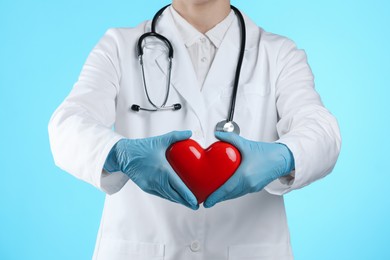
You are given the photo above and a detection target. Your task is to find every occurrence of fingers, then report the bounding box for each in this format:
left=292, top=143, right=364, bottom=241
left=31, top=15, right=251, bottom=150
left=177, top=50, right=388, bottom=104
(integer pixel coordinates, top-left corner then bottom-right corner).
left=203, top=171, right=244, bottom=208
left=162, top=187, right=199, bottom=210
left=164, top=130, right=193, bottom=145
left=146, top=188, right=199, bottom=210
left=142, top=173, right=199, bottom=210
left=167, top=169, right=199, bottom=210
left=214, top=131, right=243, bottom=150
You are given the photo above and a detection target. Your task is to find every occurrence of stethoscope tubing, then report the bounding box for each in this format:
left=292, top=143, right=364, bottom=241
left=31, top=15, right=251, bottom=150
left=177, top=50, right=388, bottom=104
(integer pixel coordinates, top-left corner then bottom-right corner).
left=133, top=4, right=247, bottom=135
left=227, top=5, right=246, bottom=123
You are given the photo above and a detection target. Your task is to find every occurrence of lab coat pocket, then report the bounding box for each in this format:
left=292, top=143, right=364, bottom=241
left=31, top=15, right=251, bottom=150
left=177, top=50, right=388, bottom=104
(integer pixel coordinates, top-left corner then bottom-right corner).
left=228, top=244, right=293, bottom=260
left=219, top=83, right=271, bottom=115
left=96, top=238, right=165, bottom=260
left=218, top=83, right=272, bottom=130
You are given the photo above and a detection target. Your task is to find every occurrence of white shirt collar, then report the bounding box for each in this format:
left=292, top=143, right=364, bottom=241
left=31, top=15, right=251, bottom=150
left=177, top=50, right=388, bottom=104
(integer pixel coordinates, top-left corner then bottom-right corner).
left=169, top=6, right=235, bottom=48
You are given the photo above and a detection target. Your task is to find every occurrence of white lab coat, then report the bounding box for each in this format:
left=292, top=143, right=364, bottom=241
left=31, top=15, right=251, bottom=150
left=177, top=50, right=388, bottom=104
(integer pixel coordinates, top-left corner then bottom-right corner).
left=48, top=8, right=341, bottom=260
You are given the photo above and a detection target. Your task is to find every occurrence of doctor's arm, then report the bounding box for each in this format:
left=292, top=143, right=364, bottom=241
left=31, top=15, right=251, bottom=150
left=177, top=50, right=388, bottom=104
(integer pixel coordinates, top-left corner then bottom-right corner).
left=265, top=38, right=341, bottom=195
left=204, top=38, right=341, bottom=207
left=48, top=29, right=126, bottom=195
left=48, top=29, right=197, bottom=208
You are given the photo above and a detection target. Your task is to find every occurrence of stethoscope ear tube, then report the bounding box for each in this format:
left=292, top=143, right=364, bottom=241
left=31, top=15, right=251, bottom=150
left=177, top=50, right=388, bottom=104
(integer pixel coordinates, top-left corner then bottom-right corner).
left=138, top=4, right=173, bottom=58
left=133, top=4, right=176, bottom=114
left=227, top=5, right=246, bottom=124
left=151, top=4, right=171, bottom=33
left=137, top=32, right=174, bottom=59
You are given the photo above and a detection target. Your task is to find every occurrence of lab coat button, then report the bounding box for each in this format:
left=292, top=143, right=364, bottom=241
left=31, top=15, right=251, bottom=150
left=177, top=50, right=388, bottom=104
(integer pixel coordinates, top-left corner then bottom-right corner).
left=201, top=57, right=207, bottom=63
left=190, top=240, right=201, bottom=252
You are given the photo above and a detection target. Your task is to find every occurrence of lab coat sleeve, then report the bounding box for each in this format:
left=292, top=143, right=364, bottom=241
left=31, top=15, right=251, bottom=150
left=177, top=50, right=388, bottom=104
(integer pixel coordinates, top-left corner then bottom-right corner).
left=265, top=38, right=341, bottom=195
left=48, top=29, right=129, bottom=195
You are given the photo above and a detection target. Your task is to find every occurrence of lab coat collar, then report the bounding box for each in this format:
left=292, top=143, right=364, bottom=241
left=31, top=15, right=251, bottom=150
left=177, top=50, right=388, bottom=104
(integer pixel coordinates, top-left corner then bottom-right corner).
left=205, top=11, right=235, bottom=49
left=200, top=11, right=257, bottom=108
left=153, top=7, right=258, bottom=125
left=170, top=6, right=235, bottom=49
left=169, top=7, right=203, bottom=48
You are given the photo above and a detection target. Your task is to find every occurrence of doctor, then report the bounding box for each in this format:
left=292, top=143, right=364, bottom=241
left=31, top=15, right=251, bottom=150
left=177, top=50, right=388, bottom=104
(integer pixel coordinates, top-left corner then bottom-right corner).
left=48, top=0, right=341, bottom=259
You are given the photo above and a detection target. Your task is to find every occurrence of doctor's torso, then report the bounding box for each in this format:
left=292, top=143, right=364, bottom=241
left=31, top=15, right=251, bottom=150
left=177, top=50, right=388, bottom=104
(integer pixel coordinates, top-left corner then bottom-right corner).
left=90, top=9, right=294, bottom=260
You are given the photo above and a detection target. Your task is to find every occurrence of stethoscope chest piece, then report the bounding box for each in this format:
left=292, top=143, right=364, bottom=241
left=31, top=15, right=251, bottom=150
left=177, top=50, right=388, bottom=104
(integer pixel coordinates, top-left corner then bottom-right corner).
left=216, top=120, right=240, bottom=135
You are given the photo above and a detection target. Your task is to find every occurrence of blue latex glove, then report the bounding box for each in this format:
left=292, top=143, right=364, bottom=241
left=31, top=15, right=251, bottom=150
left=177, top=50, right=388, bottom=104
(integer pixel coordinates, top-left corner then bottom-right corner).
left=204, top=132, right=295, bottom=208
left=104, top=131, right=199, bottom=210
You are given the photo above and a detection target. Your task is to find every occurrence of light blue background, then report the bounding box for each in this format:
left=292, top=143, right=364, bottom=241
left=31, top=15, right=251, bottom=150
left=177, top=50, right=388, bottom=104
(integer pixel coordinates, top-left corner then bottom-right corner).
left=0, top=0, right=389, bottom=259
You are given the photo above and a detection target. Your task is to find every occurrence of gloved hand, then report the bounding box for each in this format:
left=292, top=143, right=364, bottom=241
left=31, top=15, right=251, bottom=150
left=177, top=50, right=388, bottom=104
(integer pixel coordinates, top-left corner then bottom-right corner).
left=104, top=130, right=199, bottom=210
left=204, top=131, right=295, bottom=208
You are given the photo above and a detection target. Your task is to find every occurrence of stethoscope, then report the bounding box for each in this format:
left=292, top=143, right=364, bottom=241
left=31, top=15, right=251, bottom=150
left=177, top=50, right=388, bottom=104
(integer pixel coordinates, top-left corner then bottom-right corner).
left=131, top=4, right=246, bottom=135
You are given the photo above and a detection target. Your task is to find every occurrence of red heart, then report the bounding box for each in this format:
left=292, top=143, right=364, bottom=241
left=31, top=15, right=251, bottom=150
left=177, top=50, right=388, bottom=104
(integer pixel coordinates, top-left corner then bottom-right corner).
left=166, top=139, right=241, bottom=204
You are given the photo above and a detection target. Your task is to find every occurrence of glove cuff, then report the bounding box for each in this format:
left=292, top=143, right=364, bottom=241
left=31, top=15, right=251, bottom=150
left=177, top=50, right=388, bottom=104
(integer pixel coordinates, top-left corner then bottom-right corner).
left=103, top=140, right=123, bottom=173
left=276, top=143, right=295, bottom=176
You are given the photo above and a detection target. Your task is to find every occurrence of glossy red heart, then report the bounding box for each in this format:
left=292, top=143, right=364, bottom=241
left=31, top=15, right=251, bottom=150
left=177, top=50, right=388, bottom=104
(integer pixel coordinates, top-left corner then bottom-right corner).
left=166, top=139, right=241, bottom=204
